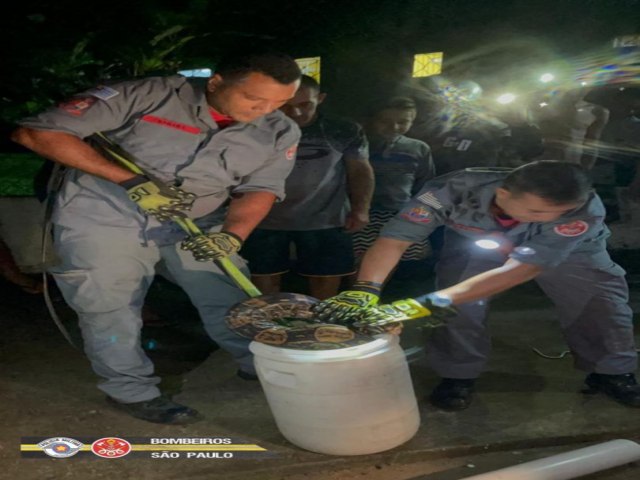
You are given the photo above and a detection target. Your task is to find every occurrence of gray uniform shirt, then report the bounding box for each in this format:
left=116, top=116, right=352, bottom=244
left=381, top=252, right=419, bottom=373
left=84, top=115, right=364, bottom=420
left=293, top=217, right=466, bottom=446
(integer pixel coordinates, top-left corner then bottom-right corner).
left=19, top=75, right=300, bottom=244
left=381, top=168, right=618, bottom=270
left=369, top=135, right=435, bottom=211
left=259, top=115, right=369, bottom=230
left=429, top=117, right=510, bottom=175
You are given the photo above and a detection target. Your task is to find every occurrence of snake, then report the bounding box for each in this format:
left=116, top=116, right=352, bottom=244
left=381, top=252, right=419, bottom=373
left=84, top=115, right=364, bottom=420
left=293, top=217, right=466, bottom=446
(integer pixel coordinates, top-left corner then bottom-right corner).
left=224, top=293, right=400, bottom=350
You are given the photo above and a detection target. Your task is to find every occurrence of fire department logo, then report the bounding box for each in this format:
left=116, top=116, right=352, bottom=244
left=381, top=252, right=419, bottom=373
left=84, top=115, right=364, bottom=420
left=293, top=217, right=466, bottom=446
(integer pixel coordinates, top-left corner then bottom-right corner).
left=58, top=97, right=97, bottom=116
left=553, top=220, right=589, bottom=237
left=400, top=206, right=432, bottom=223
left=285, top=144, right=298, bottom=160
left=37, top=437, right=83, bottom=458
left=91, top=437, right=132, bottom=458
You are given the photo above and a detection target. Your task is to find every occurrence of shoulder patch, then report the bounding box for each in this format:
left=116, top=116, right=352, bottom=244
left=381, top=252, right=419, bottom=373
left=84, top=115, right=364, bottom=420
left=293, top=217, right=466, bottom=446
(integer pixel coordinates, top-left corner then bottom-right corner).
left=58, top=97, right=97, bottom=116
left=285, top=144, right=298, bottom=160
left=400, top=206, right=432, bottom=223
left=86, top=85, right=120, bottom=101
left=553, top=220, right=589, bottom=237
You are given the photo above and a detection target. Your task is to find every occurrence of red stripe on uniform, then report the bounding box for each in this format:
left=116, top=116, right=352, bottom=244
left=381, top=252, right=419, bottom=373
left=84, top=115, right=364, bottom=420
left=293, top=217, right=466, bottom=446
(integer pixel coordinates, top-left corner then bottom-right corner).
left=141, top=115, right=201, bottom=134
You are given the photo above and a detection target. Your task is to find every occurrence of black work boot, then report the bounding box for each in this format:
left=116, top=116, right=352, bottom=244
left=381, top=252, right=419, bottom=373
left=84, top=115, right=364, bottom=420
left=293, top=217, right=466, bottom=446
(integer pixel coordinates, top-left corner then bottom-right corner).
left=429, top=378, right=476, bottom=411
left=583, top=373, right=640, bottom=407
left=107, top=395, right=203, bottom=424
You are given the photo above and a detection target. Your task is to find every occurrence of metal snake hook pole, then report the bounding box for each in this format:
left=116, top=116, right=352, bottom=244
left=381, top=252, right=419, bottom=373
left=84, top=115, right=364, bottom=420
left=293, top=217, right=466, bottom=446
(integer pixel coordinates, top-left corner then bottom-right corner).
left=92, top=132, right=261, bottom=298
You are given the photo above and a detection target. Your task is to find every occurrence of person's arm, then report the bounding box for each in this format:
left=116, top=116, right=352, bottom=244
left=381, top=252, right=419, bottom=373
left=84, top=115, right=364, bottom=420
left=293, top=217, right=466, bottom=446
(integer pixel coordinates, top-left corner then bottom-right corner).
left=182, top=118, right=300, bottom=263
left=0, top=238, right=43, bottom=294
left=344, top=155, right=374, bottom=232
left=358, top=245, right=544, bottom=305
left=357, top=237, right=413, bottom=282
left=411, top=144, right=436, bottom=195
left=580, top=106, right=610, bottom=170
left=433, top=258, right=543, bottom=305
left=181, top=191, right=277, bottom=262
left=13, top=127, right=196, bottom=222
left=222, top=191, right=277, bottom=241
left=353, top=258, right=544, bottom=327
left=10, top=127, right=136, bottom=184
left=311, top=237, right=412, bottom=322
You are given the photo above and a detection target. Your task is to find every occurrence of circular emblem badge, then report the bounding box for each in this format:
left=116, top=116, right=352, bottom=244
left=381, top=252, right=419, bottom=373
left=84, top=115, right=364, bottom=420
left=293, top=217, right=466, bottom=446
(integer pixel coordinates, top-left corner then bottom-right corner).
left=38, top=437, right=83, bottom=458
left=91, top=437, right=132, bottom=458
left=553, top=220, right=589, bottom=237
left=285, top=144, right=298, bottom=160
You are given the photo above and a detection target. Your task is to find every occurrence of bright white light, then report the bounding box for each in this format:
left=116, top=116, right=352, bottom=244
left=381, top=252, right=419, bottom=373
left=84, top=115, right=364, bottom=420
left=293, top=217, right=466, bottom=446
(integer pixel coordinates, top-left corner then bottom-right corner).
left=539, top=102, right=548, bottom=107
left=496, top=93, right=516, bottom=104
left=580, top=81, right=588, bottom=86
left=475, top=239, right=501, bottom=250
left=178, top=68, right=212, bottom=78
left=540, top=73, right=555, bottom=83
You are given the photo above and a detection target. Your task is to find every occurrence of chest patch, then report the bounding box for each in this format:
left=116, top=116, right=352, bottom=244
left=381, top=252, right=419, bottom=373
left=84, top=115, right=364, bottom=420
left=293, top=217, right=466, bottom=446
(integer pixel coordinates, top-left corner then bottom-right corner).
left=286, top=144, right=298, bottom=160
left=553, top=220, right=589, bottom=237
left=141, top=115, right=201, bottom=134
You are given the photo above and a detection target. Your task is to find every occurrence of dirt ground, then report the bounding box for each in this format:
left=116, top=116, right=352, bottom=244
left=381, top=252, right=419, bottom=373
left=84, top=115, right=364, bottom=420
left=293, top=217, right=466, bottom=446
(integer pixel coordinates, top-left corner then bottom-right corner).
left=276, top=445, right=640, bottom=479
left=1, top=265, right=639, bottom=479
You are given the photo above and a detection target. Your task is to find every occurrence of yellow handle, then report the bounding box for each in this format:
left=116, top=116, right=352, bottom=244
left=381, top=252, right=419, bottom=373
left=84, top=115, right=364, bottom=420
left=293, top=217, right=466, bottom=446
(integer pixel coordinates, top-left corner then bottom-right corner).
left=94, top=133, right=262, bottom=298
left=176, top=217, right=261, bottom=297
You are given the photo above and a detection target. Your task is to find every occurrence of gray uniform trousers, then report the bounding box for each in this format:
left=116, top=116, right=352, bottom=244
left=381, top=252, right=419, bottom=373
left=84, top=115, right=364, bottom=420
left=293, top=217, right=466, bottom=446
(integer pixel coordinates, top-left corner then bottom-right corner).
left=51, top=223, right=252, bottom=403
left=426, top=245, right=638, bottom=379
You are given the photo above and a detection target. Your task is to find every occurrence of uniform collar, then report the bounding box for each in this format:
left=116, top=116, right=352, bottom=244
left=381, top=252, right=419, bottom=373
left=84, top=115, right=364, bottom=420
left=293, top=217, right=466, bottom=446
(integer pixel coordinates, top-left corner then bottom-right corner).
left=473, top=177, right=503, bottom=213
left=177, top=77, right=289, bottom=132
left=476, top=183, right=595, bottom=229
left=176, top=76, right=206, bottom=105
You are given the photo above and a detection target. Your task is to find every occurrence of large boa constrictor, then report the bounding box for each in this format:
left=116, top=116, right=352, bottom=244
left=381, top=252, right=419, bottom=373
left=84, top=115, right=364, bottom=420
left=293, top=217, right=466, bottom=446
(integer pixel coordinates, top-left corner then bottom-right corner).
left=225, top=293, right=401, bottom=350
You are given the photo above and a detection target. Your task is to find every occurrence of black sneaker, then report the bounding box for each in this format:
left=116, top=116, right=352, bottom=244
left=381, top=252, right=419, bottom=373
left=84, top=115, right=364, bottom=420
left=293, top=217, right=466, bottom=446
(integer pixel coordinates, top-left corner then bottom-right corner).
left=429, top=378, right=476, bottom=411
left=236, top=370, right=259, bottom=381
left=107, top=395, right=203, bottom=424
left=583, top=373, right=640, bottom=407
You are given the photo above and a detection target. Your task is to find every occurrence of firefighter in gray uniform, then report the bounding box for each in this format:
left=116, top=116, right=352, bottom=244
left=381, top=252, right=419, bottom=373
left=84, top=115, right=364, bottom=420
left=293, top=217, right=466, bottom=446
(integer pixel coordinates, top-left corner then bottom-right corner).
left=314, top=161, right=639, bottom=410
left=11, top=51, right=302, bottom=424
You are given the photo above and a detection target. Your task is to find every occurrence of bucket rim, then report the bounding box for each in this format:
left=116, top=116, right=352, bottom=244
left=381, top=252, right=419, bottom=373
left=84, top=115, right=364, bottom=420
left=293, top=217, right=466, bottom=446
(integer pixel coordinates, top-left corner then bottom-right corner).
left=249, top=334, right=397, bottom=361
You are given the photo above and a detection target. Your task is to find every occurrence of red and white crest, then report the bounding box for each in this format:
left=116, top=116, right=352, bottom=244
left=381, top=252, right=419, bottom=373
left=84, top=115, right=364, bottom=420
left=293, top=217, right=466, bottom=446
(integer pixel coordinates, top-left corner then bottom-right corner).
left=553, top=220, right=589, bottom=237
left=285, top=144, right=298, bottom=160
left=58, top=97, right=97, bottom=116
left=91, top=437, right=132, bottom=458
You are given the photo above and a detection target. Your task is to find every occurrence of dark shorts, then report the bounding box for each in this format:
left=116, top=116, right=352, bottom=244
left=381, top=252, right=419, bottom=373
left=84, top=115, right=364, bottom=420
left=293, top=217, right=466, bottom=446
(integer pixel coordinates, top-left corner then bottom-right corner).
left=241, top=228, right=356, bottom=277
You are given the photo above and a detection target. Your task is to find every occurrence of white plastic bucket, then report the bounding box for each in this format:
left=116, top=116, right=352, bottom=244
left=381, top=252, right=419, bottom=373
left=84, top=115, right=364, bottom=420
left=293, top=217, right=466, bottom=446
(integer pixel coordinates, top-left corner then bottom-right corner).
left=250, top=334, right=420, bottom=455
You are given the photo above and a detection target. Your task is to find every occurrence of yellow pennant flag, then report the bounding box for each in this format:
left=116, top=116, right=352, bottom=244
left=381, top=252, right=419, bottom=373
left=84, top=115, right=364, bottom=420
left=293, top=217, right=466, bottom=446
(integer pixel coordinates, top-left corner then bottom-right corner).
left=412, top=52, right=443, bottom=77
left=295, top=57, right=321, bottom=83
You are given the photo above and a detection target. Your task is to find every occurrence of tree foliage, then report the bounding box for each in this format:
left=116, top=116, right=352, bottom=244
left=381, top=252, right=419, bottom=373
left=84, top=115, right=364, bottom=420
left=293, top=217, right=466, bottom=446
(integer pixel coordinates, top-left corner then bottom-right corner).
left=1, top=0, right=638, bottom=124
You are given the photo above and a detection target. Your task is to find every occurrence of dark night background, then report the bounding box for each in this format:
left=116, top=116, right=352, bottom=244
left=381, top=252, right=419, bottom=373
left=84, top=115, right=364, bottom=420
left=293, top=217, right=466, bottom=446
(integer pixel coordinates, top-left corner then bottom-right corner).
left=1, top=0, right=639, bottom=139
